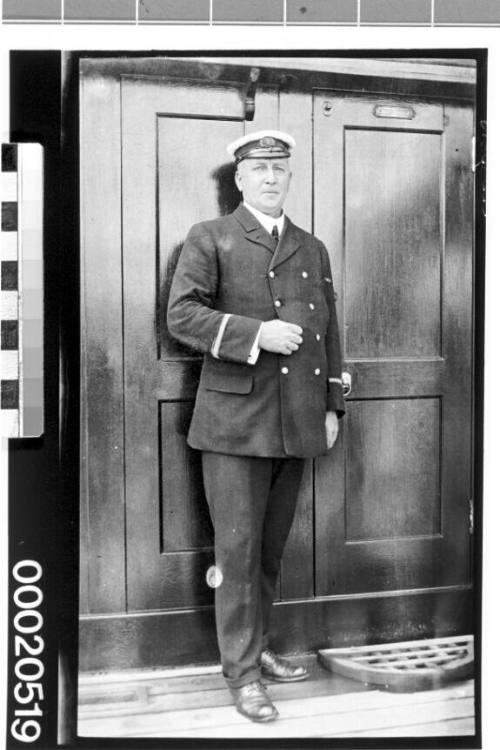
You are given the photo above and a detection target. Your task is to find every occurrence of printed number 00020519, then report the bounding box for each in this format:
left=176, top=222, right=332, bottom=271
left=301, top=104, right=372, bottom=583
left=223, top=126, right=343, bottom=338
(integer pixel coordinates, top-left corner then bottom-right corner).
left=11, top=560, right=45, bottom=744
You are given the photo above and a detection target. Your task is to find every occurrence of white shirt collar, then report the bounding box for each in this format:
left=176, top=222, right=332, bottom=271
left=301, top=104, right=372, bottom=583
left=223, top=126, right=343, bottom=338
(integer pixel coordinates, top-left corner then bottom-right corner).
left=243, top=201, right=285, bottom=236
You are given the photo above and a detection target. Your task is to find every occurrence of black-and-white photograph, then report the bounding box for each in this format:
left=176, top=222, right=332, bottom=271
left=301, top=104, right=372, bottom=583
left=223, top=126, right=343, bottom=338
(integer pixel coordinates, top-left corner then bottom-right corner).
left=71, top=51, right=481, bottom=740
left=3, top=46, right=484, bottom=746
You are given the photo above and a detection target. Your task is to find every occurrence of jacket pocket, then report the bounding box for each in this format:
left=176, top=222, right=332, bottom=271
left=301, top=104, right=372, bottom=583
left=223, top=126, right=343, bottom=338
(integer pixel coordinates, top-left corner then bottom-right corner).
left=203, top=371, right=253, bottom=394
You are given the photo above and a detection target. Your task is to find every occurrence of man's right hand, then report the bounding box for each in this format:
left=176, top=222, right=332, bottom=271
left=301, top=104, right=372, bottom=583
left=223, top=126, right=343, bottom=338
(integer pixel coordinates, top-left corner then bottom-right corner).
left=258, top=320, right=303, bottom=356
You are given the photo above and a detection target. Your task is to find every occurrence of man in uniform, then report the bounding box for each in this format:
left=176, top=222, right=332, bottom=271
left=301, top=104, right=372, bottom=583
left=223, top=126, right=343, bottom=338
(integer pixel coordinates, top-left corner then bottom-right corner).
left=167, top=130, right=345, bottom=722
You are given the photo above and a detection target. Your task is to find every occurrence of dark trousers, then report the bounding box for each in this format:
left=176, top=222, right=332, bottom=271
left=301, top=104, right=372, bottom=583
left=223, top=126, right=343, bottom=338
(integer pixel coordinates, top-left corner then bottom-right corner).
left=202, top=452, right=305, bottom=688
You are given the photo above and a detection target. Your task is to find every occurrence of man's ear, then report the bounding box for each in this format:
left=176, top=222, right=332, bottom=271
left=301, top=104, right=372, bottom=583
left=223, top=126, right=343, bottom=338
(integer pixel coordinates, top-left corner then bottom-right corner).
left=234, top=168, right=242, bottom=192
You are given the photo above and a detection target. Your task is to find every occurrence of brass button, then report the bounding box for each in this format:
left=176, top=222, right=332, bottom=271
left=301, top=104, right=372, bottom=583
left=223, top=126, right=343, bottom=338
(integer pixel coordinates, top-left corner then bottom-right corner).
left=315, top=368, right=321, bottom=375
left=316, top=333, right=321, bottom=341
left=281, top=367, right=289, bottom=375
left=274, top=299, right=282, bottom=308
left=302, top=271, right=308, bottom=279
left=269, top=270, right=275, bottom=279
left=309, top=303, right=315, bottom=310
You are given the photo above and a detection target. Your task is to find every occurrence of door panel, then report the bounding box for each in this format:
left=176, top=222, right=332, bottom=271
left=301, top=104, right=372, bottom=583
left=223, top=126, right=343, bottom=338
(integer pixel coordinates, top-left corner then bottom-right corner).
left=313, top=94, right=473, bottom=596
left=122, top=77, right=247, bottom=611
left=345, top=398, right=441, bottom=541
left=158, top=115, right=242, bottom=360
left=159, top=401, right=212, bottom=552
left=344, top=128, right=442, bottom=358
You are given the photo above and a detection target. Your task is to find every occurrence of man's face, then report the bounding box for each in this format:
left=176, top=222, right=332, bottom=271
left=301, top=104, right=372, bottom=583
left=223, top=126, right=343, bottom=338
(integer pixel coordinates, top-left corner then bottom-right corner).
left=235, top=158, right=292, bottom=217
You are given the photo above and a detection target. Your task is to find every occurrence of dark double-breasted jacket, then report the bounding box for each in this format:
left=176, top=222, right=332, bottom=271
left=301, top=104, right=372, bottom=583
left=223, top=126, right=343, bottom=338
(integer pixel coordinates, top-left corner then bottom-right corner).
left=167, top=203, right=345, bottom=458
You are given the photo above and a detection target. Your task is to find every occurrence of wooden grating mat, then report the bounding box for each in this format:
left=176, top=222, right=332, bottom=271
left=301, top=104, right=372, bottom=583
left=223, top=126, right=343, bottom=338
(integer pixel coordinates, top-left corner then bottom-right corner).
left=318, top=635, right=474, bottom=692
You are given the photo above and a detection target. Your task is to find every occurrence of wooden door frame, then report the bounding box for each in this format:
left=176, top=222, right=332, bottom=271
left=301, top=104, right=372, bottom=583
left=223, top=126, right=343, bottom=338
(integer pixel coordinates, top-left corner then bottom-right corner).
left=77, top=53, right=480, bottom=671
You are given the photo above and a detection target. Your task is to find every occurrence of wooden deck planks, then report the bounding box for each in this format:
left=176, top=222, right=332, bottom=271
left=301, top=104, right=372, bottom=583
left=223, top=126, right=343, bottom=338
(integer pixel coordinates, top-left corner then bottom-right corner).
left=78, top=678, right=475, bottom=739
left=79, top=678, right=368, bottom=717
left=78, top=655, right=367, bottom=713
left=341, top=717, right=475, bottom=738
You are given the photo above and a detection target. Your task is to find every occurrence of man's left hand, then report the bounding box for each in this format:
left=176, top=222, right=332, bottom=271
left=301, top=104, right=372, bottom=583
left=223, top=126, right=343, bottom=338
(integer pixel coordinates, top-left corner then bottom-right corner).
left=325, top=411, right=339, bottom=450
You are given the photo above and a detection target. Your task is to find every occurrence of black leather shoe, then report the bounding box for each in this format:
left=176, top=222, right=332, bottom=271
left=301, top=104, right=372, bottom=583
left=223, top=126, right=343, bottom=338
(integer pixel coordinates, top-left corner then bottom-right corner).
left=230, top=680, right=279, bottom=722
left=261, top=648, right=310, bottom=682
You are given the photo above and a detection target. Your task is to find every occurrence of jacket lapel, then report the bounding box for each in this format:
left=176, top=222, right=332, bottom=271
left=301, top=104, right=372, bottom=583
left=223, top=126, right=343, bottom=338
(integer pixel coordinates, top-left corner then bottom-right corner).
left=233, top=203, right=275, bottom=254
left=232, top=204, right=302, bottom=266
left=269, top=218, right=301, bottom=270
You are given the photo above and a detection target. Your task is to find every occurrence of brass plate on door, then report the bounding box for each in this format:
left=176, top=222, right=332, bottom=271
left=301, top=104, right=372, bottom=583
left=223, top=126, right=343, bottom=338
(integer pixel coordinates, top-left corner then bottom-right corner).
left=373, top=104, right=415, bottom=120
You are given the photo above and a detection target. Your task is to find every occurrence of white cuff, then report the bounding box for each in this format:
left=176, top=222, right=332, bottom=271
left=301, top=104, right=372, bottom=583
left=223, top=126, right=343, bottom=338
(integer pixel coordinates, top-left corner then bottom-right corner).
left=247, top=324, right=263, bottom=365
left=211, top=314, right=231, bottom=359
left=328, top=377, right=343, bottom=386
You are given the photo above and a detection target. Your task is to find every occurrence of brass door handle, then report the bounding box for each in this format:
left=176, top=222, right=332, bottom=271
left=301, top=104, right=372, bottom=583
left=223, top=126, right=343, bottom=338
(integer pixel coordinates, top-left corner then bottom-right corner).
left=342, top=371, right=352, bottom=397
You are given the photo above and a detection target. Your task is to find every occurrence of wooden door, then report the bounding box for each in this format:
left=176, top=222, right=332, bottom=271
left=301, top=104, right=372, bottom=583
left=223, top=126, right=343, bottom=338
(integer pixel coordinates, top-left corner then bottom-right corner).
left=313, top=94, right=473, bottom=596
left=120, top=75, right=314, bottom=614
left=80, top=59, right=475, bottom=672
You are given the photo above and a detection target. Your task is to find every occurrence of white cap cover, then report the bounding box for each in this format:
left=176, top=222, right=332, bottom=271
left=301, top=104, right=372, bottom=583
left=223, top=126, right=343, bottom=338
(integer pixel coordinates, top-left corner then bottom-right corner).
left=227, top=130, right=296, bottom=162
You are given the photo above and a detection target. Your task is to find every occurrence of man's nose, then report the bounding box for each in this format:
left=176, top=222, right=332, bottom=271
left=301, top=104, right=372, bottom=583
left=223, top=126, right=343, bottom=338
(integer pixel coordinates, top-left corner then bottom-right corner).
left=264, top=165, right=277, bottom=182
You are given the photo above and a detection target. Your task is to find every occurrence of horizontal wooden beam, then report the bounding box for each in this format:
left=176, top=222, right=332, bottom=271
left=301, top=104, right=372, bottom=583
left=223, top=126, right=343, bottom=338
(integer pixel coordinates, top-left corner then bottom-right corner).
left=201, top=56, right=477, bottom=84
left=78, top=54, right=477, bottom=102
left=79, top=586, right=474, bottom=672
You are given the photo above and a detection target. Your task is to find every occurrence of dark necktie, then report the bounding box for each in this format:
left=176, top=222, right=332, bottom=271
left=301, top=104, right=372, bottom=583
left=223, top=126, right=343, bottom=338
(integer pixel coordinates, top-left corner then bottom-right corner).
left=271, top=224, right=279, bottom=245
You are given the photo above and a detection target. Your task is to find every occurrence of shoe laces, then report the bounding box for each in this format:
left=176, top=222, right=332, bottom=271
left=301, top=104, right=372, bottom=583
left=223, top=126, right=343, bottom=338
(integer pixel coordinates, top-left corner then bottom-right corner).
left=245, top=680, right=266, bottom=696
